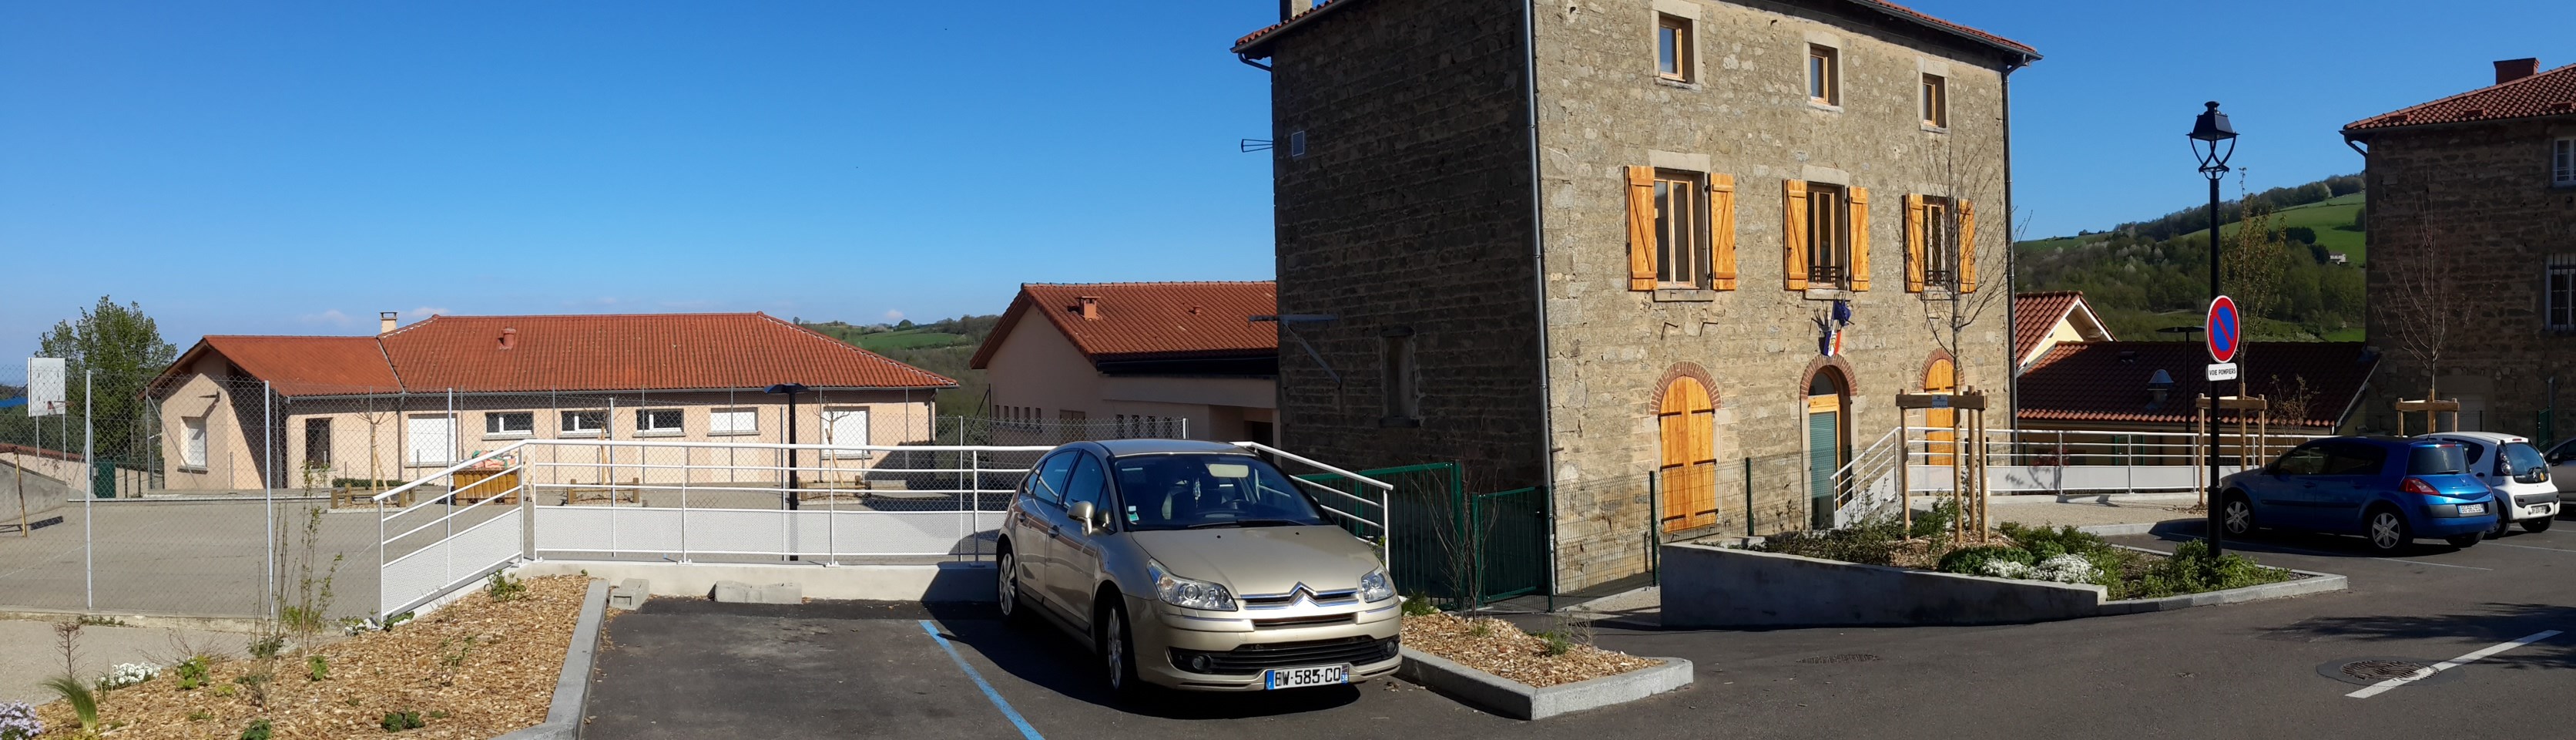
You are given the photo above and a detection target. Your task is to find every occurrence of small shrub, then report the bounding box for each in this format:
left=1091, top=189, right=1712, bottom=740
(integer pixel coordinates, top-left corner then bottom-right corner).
left=75, top=616, right=129, bottom=627
left=234, top=670, right=274, bottom=708
left=186, top=710, right=213, bottom=722
left=176, top=655, right=212, bottom=690
left=1538, top=631, right=1573, bottom=656
left=215, top=684, right=237, bottom=698
left=307, top=655, right=330, bottom=681
left=98, top=661, right=157, bottom=691
left=381, top=710, right=425, bottom=732
left=40, top=676, right=99, bottom=735
left=1910, top=500, right=1961, bottom=539
left=0, top=701, right=42, bottom=740
left=439, top=636, right=477, bottom=668
left=1936, top=546, right=2032, bottom=575
left=485, top=572, right=528, bottom=602
left=1999, top=522, right=2111, bottom=557
left=1467, top=619, right=1494, bottom=637
left=426, top=710, right=449, bottom=720
left=1980, top=560, right=2035, bottom=579
left=1400, top=593, right=1440, bottom=617
left=1758, top=519, right=1911, bottom=565
left=240, top=718, right=273, bottom=740
left=247, top=634, right=286, bottom=660
left=2031, top=554, right=2101, bottom=584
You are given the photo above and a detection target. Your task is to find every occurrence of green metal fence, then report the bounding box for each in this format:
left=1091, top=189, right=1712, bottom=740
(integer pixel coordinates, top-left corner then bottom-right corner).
left=1470, top=486, right=1550, bottom=604
left=1297, top=462, right=1555, bottom=608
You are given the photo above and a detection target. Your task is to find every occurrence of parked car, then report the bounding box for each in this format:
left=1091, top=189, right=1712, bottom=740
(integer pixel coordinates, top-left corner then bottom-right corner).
left=993, top=439, right=1401, bottom=698
left=2544, top=438, right=2576, bottom=495
left=2217, top=436, right=2499, bottom=554
left=2419, top=432, right=2558, bottom=535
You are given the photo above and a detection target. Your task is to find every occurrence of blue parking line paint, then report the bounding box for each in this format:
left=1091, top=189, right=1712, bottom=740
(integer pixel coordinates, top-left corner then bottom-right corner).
left=919, top=620, right=1046, bottom=740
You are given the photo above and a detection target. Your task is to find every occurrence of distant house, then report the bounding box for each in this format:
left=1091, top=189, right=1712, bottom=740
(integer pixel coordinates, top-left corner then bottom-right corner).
left=2011, top=291, right=2114, bottom=376
left=2342, top=57, right=2576, bottom=434
left=969, top=282, right=1278, bottom=445
left=2018, top=341, right=2377, bottom=438
left=143, top=312, right=956, bottom=491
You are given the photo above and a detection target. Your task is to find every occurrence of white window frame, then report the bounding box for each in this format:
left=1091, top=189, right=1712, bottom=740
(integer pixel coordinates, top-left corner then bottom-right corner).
left=823, top=407, right=871, bottom=459
left=181, top=416, right=208, bottom=468
left=2549, top=254, right=2576, bottom=332
left=2555, top=139, right=2576, bottom=187
left=636, top=408, right=686, bottom=437
left=709, top=407, right=759, bottom=436
left=560, top=410, right=608, bottom=438
left=485, top=411, right=535, bottom=439
left=406, top=414, right=456, bottom=466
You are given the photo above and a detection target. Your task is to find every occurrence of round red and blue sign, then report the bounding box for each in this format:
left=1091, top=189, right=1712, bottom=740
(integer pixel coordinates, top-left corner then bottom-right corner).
left=2206, top=295, right=2240, bottom=364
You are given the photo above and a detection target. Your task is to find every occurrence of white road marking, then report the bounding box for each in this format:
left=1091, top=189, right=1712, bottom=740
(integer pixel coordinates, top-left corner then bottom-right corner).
left=2345, top=630, right=2564, bottom=698
left=2489, top=542, right=2576, bottom=554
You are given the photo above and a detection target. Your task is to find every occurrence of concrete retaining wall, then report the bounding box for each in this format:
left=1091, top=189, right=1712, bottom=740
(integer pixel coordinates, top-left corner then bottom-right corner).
left=1659, top=543, right=2106, bottom=627
left=511, top=560, right=997, bottom=603
left=2, top=461, right=70, bottom=526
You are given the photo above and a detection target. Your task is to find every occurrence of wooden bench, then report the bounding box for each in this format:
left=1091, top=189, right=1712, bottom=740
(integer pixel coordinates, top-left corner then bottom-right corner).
left=332, top=486, right=415, bottom=509
left=564, top=477, right=642, bottom=506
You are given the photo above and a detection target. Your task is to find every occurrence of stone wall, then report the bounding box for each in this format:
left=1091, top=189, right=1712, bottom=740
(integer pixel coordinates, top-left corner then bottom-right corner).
left=1533, top=0, right=2020, bottom=590
left=2361, top=116, right=2576, bottom=436
left=1267, top=0, right=1548, bottom=486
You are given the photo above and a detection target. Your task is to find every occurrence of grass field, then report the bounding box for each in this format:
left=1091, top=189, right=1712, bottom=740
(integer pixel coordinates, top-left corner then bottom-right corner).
left=2178, top=191, right=2366, bottom=263
left=850, top=328, right=974, bottom=352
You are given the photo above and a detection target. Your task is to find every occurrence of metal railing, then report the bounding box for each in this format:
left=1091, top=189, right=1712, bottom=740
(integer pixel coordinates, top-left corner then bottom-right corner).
left=371, top=438, right=1390, bottom=619
left=1834, top=426, right=2338, bottom=521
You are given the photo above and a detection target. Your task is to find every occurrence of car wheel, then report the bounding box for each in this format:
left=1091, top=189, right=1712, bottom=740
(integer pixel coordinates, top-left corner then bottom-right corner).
left=2447, top=534, right=2482, bottom=549
left=2221, top=493, right=2256, bottom=537
left=2487, top=511, right=2513, bottom=540
left=2524, top=516, right=2555, bottom=533
left=1098, top=600, right=1144, bottom=701
left=996, top=549, right=1028, bottom=626
left=2363, top=508, right=2412, bottom=555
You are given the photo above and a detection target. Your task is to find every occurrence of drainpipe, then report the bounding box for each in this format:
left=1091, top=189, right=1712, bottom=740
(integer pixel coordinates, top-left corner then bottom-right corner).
left=1520, top=0, right=1560, bottom=599
left=2001, top=62, right=2022, bottom=446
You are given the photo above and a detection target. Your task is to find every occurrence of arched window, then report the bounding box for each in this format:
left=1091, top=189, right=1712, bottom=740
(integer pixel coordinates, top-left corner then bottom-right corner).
left=1659, top=376, right=1719, bottom=531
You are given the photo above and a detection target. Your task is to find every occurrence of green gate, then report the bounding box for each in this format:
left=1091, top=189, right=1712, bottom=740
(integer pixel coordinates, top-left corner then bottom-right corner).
left=1471, top=486, right=1550, bottom=604
left=1297, top=463, right=1554, bottom=607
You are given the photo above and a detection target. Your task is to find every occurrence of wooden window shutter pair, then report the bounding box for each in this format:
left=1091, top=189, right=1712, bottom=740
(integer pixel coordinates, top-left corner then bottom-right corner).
left=1708, top=174, right=1737, bottom=290
left=1625, top=166, right=1659, bottom=291
left=1903, top=194, right=1927, bottom=292
left=1782, top=181, right=1869, bottom=291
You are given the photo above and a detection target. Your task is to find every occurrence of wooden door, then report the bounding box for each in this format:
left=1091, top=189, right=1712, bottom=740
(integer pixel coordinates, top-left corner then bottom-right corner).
left=1924, top=358, right=1957, bottom=466
left=1659, top=377, right=1719, bottom=531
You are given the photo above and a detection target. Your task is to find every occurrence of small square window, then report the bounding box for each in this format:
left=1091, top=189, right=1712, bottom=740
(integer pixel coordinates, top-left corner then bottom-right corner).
left=561, top=410, right=607, bottom=436
left=1807, top=45, right=1840, bottom=106
left=2548, top=255, right=2576, bottom=332
left=1656, top=15, right=1692, bottom=82
left=636, top=409, right=684, bottom=436
left=1921, top=73, right=1947, bottom=128
left=709, top=408, right=757, bottom=436
left=485, top=412, right=534, bottom=437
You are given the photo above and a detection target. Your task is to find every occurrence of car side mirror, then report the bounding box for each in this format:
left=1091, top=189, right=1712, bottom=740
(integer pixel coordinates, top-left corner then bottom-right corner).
left=1067, top=501, right=1102, bottom=535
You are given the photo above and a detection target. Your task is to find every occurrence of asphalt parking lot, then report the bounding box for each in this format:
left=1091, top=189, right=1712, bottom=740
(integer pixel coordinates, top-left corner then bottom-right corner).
left=585, top=516, right=2576, bottom=740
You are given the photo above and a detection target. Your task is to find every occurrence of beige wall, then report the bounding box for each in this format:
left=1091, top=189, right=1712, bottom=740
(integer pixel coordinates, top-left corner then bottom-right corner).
left=982, top=312, right=1277, bottom=443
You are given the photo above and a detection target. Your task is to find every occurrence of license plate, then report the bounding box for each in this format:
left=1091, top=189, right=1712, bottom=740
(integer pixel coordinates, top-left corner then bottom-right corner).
left=1263, top=664, right=1350, bottom=689
left=2460, top=503, right=2487, bottom=515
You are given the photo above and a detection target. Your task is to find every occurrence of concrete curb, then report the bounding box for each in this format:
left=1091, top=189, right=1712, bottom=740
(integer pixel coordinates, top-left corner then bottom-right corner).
left=2097, top=545, right=2350, bottom=614
left=2051, top=492, right=2202, bottom=504
left=491, top=578, right=610, bottom=740
left=1397, top=647, right=1692, bottom=720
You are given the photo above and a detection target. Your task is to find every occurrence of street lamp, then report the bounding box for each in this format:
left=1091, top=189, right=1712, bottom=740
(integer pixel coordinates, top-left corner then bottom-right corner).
left=2189, top=101, right=2238, bottom=557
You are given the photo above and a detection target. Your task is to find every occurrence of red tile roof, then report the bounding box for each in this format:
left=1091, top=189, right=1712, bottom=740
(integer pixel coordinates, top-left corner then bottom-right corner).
left=2011, top=291, right=2111, bottom=365
left=2017, top=341, right=2377, bottom=429
left=971, top=282, right=1278, bottom=370
left=1233, top=0, right=2037, bottom=61
left=150, top=313, right=954, bottom=398
left=2345, top=62, right=2576, bottom=133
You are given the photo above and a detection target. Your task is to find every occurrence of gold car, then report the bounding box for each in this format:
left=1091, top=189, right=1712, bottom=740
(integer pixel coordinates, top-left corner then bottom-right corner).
left=995, top=439, right=1402, bottom=697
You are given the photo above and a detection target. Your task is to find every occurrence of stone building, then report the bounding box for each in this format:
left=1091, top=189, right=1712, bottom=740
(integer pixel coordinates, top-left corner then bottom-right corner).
left=1234, top=0, right=2036, bottom=591
left=2343, top=59, right=2576, bottom=436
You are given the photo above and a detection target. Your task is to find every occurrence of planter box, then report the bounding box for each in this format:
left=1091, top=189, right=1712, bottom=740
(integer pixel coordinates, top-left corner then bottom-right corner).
left=1659, top=542, right=2346, bottom=628
left=1397, top=648, right=1692, bottom=720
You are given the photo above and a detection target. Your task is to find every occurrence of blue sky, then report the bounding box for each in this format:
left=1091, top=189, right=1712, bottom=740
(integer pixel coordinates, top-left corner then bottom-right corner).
left=3, top=1, right=2572, bottom=362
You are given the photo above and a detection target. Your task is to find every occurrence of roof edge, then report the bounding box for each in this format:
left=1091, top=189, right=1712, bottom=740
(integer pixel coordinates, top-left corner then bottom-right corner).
left=2343, top=62, right=2576, bottom=133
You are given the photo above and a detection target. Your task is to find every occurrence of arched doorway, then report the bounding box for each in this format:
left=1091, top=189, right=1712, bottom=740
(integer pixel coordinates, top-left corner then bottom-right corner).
left=1924, top=358, right=1957, bottom=466
left=1806, top=368, right=1850, bottom=529
left=1659, top=375, right=1718, bottom=532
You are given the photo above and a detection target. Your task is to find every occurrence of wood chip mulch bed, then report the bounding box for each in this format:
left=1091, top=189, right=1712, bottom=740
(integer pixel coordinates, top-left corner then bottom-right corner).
left=1399, top=613, right=1661, bottom=688
left=34, top=575, right=590, bottom=740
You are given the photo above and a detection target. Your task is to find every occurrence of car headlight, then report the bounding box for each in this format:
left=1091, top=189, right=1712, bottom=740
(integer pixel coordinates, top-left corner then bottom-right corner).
left=1359, top=568, right=1395, bottom=603
left=1149, top=560, right=1236, bottom=611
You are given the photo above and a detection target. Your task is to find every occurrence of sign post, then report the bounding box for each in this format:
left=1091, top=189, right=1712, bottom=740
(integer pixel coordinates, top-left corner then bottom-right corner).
left=2204, top=296, right=2241, bottom=557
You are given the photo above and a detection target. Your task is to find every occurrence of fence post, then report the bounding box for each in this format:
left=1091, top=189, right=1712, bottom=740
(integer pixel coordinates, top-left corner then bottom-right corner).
left=375, top=497, right=386, bottom=620
left=1743, top=457, right=1755, bottom=537
left=84, top=370, right=96, bottom=612
left=262, top=378, right=274, bottom=618
left=679, top=443, right=691, bottom=563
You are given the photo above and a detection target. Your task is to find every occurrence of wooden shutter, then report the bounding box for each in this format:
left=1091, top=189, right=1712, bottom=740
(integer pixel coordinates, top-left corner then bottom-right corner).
left=1783, top=180, right=1810, bottom=291
left=1708, top=174, right=1737, bottom=290
left=1903, top=193, right=1927, bottom=292
left=1957, top=199, right=1978, bottom=293
left=1848, top=187, right=1871, bottom=291
left=1625, top=166, right=1659, bottom=291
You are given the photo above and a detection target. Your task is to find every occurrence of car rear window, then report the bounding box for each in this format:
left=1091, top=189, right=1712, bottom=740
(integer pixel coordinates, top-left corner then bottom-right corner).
left=2407, top=444, right=2467, bottom=475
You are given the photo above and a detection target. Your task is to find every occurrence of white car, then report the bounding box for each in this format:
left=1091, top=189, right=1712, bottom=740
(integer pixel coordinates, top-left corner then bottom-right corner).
left=2424, top=432, right=2558, bottom=535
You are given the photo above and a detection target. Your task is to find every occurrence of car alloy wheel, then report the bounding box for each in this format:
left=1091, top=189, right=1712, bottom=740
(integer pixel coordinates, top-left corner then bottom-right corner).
left=2366, top=510, right=2408, bottom=553
left=1101, top=605, right=1137, bottom=698
left=996, top=551, right=1021, bottom=621
left=2222, top=496, right=2254, bottom=536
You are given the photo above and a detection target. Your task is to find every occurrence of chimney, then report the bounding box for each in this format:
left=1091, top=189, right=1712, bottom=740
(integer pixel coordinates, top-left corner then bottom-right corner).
left=379, top=311, right=398, bottom=335
left=2497, top=58, right=2540, bottom=85
left=1280, top=0, right=1313, bottom=21
left=1078, top=296, right=1102, bottom=321
left=499, top=328, right=517, bottom=350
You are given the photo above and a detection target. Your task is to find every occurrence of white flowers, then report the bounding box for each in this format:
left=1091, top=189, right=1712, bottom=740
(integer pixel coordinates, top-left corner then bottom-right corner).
left=98, top=662, right=157, bottom=690
left=1979, top=554, right=2100, bottom=584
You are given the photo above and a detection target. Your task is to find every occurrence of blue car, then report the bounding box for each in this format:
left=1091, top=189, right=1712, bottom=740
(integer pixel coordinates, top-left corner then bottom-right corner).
left=2217, top=436, right=2500, bottom=554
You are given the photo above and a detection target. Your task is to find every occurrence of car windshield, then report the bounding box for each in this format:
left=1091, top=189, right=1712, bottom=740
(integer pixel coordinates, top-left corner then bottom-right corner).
left=2501, top=442, right=2547, bottom=478
left=2407, top=444, right=2467, bottom=475
left=1110, top=454, right=1330, bottom=531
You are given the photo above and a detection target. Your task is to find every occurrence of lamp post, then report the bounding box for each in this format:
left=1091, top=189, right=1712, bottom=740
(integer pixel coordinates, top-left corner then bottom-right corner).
left=2190, top=101, right=2238, bottom=557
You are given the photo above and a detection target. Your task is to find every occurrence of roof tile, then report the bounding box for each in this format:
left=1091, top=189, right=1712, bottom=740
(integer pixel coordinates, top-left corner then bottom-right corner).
left=2345, top=62, right=2576, bottom=132
left=2017, top=341, right=2377, bottom=429
left=972, top=282, right=1276, bottom=369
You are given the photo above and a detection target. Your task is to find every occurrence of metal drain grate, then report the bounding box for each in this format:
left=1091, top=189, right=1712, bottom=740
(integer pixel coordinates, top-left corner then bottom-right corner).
left=1797, top=654, right=1881, bottom=664
left=2341, top=660, right=2430, bottom=681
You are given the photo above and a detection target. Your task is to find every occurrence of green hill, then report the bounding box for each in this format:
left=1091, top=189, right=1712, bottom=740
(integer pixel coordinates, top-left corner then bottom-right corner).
left=2177, top=191, right=2366, bottom=263
left=798, top=315, right=999, bottom=415
left=2016, top=174, right=2367, bottom=342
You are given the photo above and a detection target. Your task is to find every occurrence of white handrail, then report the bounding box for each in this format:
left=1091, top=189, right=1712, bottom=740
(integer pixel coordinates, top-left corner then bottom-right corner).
left=372, top=440, right=532, bottom=503
left=1232, top=440, right=1396, bottom=491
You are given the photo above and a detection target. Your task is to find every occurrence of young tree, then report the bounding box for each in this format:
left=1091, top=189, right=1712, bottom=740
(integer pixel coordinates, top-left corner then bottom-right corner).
left=2380, top=192, right=2470, bottom=429
left=35, top=296, right=178, bottom=463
